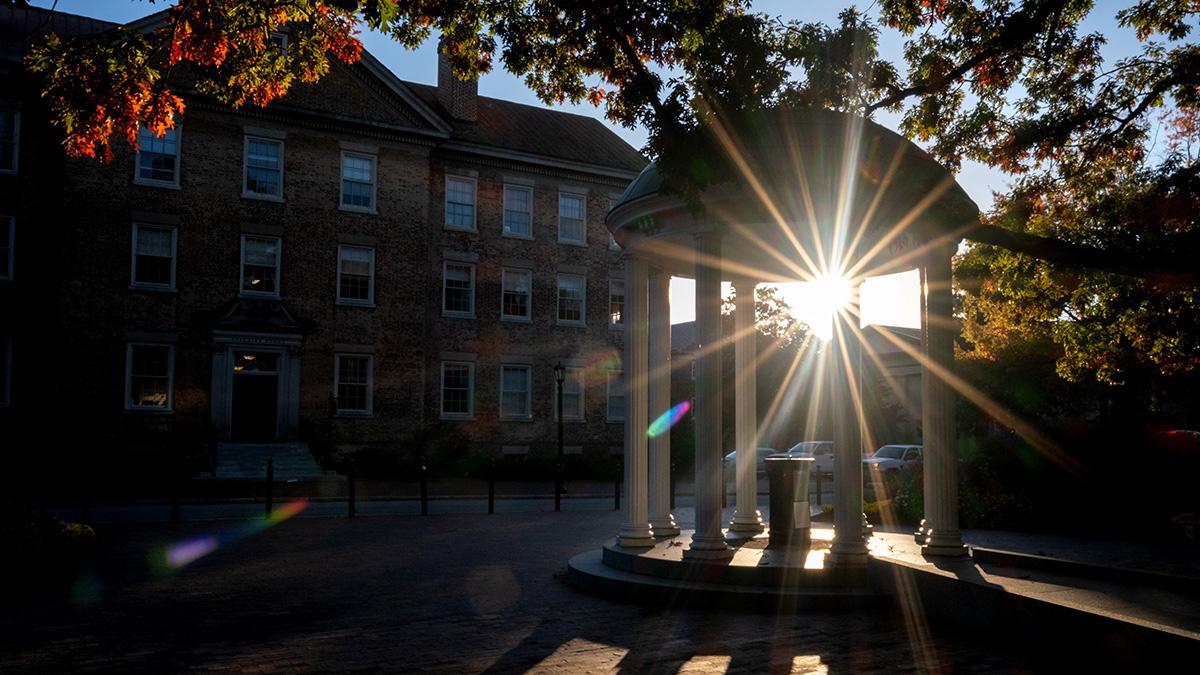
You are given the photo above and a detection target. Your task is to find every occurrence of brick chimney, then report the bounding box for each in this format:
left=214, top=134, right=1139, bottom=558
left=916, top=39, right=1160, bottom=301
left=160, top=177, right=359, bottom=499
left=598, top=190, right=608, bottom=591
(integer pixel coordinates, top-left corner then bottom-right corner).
left=437, top=47, right=478, bottom=122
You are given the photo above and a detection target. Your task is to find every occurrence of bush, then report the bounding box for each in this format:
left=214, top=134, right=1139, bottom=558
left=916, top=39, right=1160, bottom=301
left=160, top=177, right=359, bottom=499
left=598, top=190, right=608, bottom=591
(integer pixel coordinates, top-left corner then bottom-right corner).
left=0, top=505, right=97, bottom=600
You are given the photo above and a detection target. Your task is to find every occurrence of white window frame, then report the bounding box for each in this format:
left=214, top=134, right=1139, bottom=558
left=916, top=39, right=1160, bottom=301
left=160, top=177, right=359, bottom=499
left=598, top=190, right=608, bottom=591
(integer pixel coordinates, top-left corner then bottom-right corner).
left=133, top=124, right=181, bottom=189
left=240, top=234, right=282, bottom=298
left=0, top=109, right=18, bottom=175
left=557, top=191, right=587, bottom=245
left=130, top=223, right=177, bottom=291
left=559, top=366, right=584, bottom=421
left=440, top=361, right=475, bottom=419
left=607, top=370, right=626, bottom=422
left=336, top=245, right=375, bottom=306
left=442, top=260, right=476, bottom=318
left=269, top=32, right=288, bottom=53
left=242, top=135, right=284, bottom=201
left=500, top=268, right=532, bottom=322
left=499, top=364, right=533, bottom=420
left=502, top=184, right=533, bottom=239
left=444, top=175, right=477, bottom=231
left=608, top=278, right=625, bottom=328
left=0, top=215, right=12, bottom=282
left=339, top=151, right=377, bottom=213
left=556, top=273, right=587, bottom=326
left=334, top=353, right=373, bottom=416
left=125, top=343, right=174, bottom=412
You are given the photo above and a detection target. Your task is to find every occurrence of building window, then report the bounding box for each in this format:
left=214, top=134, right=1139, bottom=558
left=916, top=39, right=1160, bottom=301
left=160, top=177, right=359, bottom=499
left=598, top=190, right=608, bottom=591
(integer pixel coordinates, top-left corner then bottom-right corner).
left=131, top=224, right=176, bottom=290
left=0, top=110, right=18, bottom=174
left=607, top=370, right=626, bottom=421
left=244, top=136, right=283, bottom=199
left=340, top=152, right=376, bottom=211
left=334, top=354, right=372, bottom=415
left=269, top=32, right=288, bottom=53
left=500, top=365, right=532, bottom=419
left=557, top=274, right=586, bottom=325
left=135, top=125, right=180, bottom=187
left=1, top=215, right=12, bottom=281
left=126, top=343, right=173, bottom=411
left=558, top=192, right=586, bottom=244
left=561, top=366, right=584, bottom=420
left=441, top=361, right=474, bottom=418
left=503, top=184, right=532, bottom=238
left=337, top=245, right=374, bottom=305
left=609, top=279, right=625, bottom=326
left=442, top=261, right=475, bottom=316
left=241, top=235, right=281, bottom=297
left=445, top=176, right=476, bottom=230
left=501, top=268, right=532, bottom=321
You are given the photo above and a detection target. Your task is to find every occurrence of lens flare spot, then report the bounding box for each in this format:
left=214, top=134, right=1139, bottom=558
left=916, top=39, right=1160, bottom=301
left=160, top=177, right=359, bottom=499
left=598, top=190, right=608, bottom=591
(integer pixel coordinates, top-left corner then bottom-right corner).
left=163, top=498, right=309, bottom=570
left=647, top=401, right=690, bottom=438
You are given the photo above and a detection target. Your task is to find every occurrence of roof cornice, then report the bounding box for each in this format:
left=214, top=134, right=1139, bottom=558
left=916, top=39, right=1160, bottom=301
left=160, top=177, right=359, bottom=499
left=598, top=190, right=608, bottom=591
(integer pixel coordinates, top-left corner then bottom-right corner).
left=439, top=141, right=642, bottom=182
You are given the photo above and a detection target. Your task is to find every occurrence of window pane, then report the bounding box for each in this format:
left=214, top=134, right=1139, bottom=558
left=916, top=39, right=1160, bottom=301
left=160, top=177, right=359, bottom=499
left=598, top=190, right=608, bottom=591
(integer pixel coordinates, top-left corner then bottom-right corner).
left=0, top=111, right=15, bottom=171
left=338, top=247, right=372, bottom=302
left=559, top=194, right=585, bottom=242
left=504, top=186, right=531, bottom=236
left=501, top=366, right=530, bottom=417
left=609, top=279, right=625, bottom=325
left=562, top=368, right=583, bottom=419
left=442, top=363, right=471, bottom=415
left=134, top=226, right=173, bottom=286
left=243, top=237, right=279, bottom=293
left=502, top=270, right=530, bottom=318
left=130, top=345, right=170, bottom=408
left=246, top=138, right=281, bottom=196
left=558, top=275, right=584, bottom=322
left=608, top=371, right=626, bottom=420
left=341, top=155, right=374, bottom=208
left=444, top=263, right=473, bottom=313
left=137, top=127, right=178, bottom=182
left=336, top=355, right=370, bottom=412
left=446, top=178, right=475, bottom=228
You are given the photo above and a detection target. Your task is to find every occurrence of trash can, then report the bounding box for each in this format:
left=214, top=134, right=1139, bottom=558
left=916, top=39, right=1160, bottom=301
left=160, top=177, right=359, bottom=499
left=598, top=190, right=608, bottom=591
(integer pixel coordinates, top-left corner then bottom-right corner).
left=765, top=456, right=814, bottom=549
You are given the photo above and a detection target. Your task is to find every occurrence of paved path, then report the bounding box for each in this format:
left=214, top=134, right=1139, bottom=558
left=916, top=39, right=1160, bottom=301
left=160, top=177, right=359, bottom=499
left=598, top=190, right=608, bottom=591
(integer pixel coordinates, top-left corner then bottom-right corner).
left=3, top=511, right=1036, bottom=673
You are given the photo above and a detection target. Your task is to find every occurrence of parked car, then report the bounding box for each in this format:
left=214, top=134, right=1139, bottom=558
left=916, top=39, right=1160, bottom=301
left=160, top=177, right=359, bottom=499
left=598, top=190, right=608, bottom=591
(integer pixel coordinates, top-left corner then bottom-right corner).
left=722, top=447, right=778, bottom=485
left=862, top=444, right=923, bottom=475
left=777, top=441, right=835, bottom=475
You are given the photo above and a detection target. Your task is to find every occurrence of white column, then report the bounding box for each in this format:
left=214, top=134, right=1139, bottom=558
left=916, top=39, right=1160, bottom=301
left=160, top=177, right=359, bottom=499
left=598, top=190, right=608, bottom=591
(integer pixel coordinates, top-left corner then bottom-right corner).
left=914, top=264, right=930, bottom=544
left=647, top=268, right=679, bottom=536
left=829, top=279, right=869, bottom=567
left=685, top=231, right=733, bottom=559
left=618, top=253, right=654, bottom=547
left=921, top=247, right=967, bottom=556
left=729, top=278, right=764, bottom=534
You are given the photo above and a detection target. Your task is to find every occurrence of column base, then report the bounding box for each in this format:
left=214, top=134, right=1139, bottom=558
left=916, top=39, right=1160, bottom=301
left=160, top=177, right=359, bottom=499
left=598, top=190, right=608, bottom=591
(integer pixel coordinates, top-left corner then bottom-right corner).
left=728, top=511, right=764, bottom=533
left=617, top=525, right=655, bottom=549
left=649, top=516, right=680, bottom=537
left=826, top=548, right=870, bottom=568
left=922, top=530, right=968, bottom=557
left=684, top=533, right=735, bottom=560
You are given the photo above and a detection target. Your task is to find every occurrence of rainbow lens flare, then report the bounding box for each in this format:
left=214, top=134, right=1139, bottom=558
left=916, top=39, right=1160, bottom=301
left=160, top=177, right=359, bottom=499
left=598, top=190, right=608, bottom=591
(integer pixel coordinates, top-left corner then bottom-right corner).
left=647, top=401, right=690, bottom=438
left=162, top=498, right=309, bottom=570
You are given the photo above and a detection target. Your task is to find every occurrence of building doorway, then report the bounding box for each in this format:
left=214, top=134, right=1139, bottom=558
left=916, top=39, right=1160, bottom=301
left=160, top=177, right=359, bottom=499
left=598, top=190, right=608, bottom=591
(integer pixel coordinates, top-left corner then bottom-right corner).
left=230, top=351, right=279, bottom=442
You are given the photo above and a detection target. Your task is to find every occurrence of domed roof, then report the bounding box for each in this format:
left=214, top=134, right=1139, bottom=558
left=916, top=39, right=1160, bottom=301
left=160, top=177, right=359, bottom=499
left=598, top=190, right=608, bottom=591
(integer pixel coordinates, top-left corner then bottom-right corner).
left=606, top=108, right=979, bottom=280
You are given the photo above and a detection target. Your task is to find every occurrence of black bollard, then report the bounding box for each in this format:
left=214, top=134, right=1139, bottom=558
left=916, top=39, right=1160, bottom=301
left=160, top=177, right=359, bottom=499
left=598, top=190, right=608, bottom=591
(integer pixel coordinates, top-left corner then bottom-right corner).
left=265, top=458, right=274, bottom=516
left=669, top=462, right=676, bottom=510
left=347, top=470, right=356, bottom=518
left=613, top=458, right=622, bottom=511
left=419, top=463, right=428, bottom=516
left=488, top=460, right=496, bottom=515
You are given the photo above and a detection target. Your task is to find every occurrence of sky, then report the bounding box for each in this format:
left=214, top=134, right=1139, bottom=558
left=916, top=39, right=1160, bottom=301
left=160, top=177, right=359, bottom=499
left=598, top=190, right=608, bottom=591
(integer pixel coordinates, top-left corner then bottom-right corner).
left=29, top=0, right=1149, bottom=332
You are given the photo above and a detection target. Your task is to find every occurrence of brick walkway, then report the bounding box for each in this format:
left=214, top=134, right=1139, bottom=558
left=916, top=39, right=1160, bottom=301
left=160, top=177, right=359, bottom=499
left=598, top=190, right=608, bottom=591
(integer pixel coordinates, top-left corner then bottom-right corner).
left=4, top=511, right=1045, bottom=673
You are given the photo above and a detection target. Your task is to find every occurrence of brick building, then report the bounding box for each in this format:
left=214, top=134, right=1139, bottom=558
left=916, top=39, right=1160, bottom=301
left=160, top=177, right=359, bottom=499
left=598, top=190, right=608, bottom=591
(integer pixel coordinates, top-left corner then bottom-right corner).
left=0, top=6, right=644, bottom=478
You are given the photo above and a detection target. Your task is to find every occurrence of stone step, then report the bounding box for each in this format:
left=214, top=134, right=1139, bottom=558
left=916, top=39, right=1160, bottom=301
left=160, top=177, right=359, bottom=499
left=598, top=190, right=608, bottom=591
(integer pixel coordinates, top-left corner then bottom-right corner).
left=205, top=443, right=326, bottom=480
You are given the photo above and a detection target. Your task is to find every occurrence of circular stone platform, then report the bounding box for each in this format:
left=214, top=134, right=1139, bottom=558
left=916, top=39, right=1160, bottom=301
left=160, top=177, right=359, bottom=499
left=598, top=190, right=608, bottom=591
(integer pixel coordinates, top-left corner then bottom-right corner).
left=566, top=528, right=881, bottom=611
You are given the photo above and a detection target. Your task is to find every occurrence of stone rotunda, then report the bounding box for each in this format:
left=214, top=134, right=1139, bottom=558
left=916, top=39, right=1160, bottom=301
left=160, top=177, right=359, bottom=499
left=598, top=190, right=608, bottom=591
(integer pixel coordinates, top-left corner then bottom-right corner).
left=573, top=107, right=979, bottom=600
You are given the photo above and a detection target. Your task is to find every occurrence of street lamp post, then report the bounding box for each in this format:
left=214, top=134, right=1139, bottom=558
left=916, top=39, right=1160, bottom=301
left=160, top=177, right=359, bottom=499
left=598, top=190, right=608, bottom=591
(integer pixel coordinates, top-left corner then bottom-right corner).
left=554, top=362, right=565, bottom=512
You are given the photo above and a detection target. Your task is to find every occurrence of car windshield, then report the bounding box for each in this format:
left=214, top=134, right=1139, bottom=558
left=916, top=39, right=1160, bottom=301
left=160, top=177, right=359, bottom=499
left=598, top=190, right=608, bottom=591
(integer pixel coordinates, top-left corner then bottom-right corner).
left=874, top=446, right=906, bottom=459
left=788, top=441, right=829, bottom=455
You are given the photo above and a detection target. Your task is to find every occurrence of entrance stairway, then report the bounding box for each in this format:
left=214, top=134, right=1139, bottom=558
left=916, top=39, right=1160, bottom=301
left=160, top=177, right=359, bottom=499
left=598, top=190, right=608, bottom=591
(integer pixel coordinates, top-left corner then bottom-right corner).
left=207, top=442, right=328, bottom=481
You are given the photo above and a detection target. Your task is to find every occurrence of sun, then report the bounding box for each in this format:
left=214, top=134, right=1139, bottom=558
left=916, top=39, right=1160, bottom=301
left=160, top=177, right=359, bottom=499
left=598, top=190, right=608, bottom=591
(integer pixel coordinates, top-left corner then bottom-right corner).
left=778, top=274, right=854, bottom=341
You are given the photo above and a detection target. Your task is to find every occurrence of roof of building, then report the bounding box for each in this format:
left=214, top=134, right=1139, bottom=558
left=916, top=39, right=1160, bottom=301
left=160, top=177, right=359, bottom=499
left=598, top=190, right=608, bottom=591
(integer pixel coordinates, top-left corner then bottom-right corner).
left=1, top=5, right=645, bottom=176
left=0, top=6, right=115, bottom=63
left=404, top=82, right=646, bottom=173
